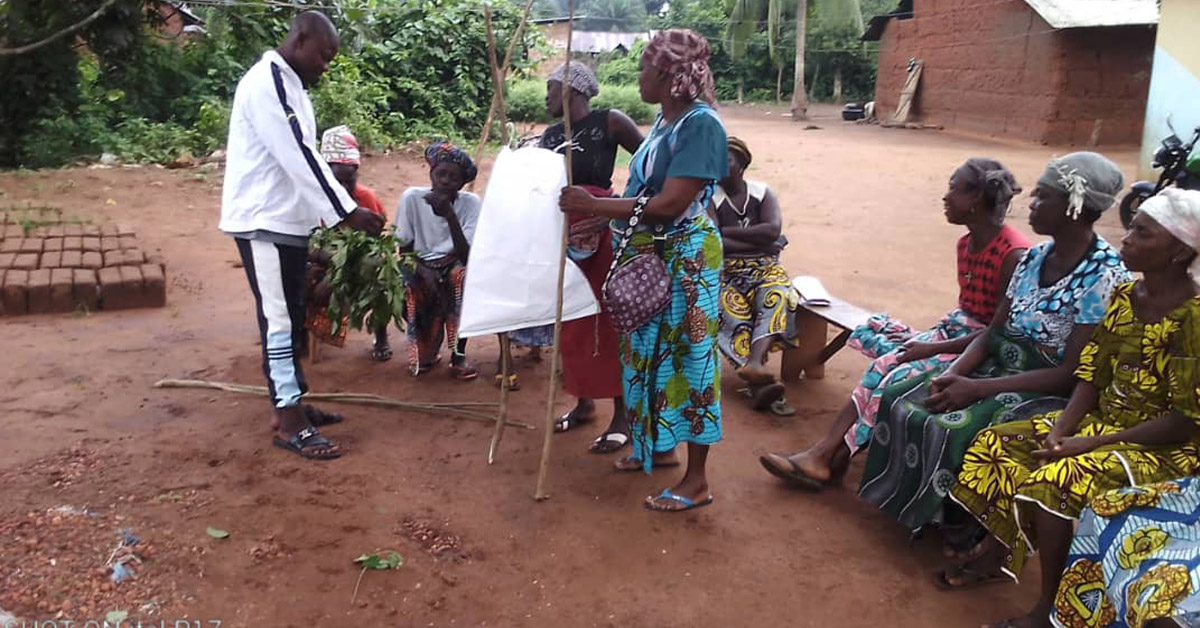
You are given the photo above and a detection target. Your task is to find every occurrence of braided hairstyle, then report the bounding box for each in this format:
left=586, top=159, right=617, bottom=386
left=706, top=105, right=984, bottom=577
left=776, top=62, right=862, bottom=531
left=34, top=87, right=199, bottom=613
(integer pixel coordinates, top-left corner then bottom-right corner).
left=956, top=158, right=1022, bottom=226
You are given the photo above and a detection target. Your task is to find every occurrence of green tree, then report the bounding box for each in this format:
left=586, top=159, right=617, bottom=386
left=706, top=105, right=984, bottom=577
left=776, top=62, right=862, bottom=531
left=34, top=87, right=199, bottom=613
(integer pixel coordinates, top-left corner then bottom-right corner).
left=721, top=0, right=891, bottom=115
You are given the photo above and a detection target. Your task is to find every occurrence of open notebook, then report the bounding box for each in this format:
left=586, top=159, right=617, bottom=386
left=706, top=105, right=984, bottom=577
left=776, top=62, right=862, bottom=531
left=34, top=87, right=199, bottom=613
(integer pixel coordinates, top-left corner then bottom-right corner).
left=792, top=275, right=832, bottom=307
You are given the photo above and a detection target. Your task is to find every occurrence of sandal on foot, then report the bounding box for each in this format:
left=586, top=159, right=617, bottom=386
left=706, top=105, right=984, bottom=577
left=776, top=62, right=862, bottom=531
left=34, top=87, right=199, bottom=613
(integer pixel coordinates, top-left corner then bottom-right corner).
left=758, top=453, right=828, bottom=491
left=933, top=565, right=1008, bottom=591
left=449, top=362, right=479, bottom=381
left=554, top=410, right=595, bottom=433
left=614, top=454, right=680, bottom=472
left=302, top=404, right=343, bottom=427
left=770, top=398, right=797, bottom=416
left=413, top=356, right=442, bottom=376
left=494, top=373, right=520, bottom=391
left=272, top=427, right=341, bottom=460
left=644, top=489, right=714, bottom=513
left=370, top=345, right=393, bottom=362
left=751, top=383, right=787, bottom=411
left=589, top=432, right=630, bottom=454
left=943, top=526, right=989, bottom=562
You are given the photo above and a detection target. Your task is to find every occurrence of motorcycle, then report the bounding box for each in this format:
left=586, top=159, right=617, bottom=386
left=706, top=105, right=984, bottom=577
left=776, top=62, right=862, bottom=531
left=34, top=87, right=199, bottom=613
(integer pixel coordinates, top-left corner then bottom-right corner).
left=1119, top=119, right=1200, bottom=229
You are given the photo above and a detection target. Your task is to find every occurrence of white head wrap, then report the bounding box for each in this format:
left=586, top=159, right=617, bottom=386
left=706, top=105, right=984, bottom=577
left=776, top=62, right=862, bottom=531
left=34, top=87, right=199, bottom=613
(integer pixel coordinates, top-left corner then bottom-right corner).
left=1138, top=188, right=1200, bottom=285
left=320, top=125, right=360, bottom=166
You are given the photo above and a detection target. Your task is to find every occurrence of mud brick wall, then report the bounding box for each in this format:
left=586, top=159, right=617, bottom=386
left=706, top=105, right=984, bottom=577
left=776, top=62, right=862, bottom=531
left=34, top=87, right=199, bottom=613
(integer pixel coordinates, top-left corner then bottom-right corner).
left=873, top=0, right=1153, bottom=145
left=0, top=214, right=166, bottom=316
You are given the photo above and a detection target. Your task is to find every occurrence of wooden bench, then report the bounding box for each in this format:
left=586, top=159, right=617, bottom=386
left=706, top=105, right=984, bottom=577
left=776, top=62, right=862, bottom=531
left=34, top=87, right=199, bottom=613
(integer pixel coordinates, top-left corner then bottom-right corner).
left=780, top=294, right=874, bottom=382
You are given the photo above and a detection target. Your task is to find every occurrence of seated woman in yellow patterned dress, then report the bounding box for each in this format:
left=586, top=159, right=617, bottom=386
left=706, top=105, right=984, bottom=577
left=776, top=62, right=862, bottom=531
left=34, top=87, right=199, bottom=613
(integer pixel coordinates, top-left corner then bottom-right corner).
left=944, top=188, right=1200, bottom=628
left=708, top=136, right=797, bottom=411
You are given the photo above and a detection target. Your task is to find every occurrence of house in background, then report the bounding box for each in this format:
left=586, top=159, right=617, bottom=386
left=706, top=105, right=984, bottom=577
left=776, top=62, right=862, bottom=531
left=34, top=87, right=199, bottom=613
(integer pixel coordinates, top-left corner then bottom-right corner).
left=1139, top=0, right=1200, bottom=178
left=531, top=16, right=650, bottom=75
left=155, top=1, right=206, bottom=40
left=572, top=31, right=649, bottom=56
left=863, top=0, right=1158, bottom=146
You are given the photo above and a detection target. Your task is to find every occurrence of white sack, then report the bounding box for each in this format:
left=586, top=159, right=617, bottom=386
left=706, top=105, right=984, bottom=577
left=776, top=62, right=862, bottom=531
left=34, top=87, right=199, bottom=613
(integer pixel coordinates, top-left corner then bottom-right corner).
left=459, top=147, right=599, bottom=338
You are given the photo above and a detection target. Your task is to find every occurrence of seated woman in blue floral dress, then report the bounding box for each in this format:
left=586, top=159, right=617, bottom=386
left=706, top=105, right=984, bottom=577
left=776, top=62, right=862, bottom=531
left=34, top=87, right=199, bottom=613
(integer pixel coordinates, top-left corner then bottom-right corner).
left=946, top=189, right=1200, bottom=628
left=858, top=152, right=1131, bottom=534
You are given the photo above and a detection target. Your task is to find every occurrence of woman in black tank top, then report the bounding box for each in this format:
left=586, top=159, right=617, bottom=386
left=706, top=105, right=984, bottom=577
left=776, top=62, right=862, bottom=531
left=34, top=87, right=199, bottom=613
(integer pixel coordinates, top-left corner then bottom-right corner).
left=505, top=63, right=644, bottom=455
left=707, top=136, right=798, bottom=412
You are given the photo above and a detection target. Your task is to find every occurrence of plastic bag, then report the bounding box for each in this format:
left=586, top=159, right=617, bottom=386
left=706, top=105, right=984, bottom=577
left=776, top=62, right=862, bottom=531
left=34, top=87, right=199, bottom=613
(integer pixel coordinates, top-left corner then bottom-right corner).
left=459, top=147, right=599, bottom=338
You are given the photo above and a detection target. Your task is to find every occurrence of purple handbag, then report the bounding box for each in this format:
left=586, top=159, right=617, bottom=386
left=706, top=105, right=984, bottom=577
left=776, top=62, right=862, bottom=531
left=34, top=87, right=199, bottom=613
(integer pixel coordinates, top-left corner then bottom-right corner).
left=601, top=196, right=671, bottom=334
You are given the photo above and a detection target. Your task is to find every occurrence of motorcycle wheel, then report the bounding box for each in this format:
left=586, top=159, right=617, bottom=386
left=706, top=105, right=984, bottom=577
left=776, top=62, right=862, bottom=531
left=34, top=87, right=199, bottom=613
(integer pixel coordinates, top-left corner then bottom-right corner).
left=1119, top=191, right=1148, bottom=229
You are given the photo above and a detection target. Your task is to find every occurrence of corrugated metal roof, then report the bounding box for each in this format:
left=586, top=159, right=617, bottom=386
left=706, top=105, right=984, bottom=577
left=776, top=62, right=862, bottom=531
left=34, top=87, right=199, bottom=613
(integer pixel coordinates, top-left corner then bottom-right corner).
left=862, top=0, right=1157, bottom=40
left=571, top=31, right=650, bottom=53
left=1023, top=0, right=1159, bottom=28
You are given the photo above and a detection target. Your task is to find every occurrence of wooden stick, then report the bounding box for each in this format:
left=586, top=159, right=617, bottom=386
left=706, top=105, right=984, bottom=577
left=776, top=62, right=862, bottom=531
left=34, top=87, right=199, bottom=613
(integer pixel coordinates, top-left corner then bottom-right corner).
left=469, top=0, right=536, bottom=191
left=484, top=6, right=511, bottom=147
left=308, top=331, right=320, bottom=366
left=534, top=0, right=575, bottom=502
left=153, top=379, right=534, bottom=430
left=488, top=333, right=513, bottom=463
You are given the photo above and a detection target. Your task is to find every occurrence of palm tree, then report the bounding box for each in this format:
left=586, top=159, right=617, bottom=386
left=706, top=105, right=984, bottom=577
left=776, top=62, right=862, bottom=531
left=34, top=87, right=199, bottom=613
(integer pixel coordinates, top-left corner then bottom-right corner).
left=726, top=0, right=861, bottom=119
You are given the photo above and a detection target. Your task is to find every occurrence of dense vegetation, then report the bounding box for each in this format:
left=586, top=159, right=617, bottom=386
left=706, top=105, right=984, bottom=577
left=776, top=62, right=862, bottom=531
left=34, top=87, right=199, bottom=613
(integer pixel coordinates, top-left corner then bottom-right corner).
left=0, top=0, right=541, bottom=168
left=0, top=0, right=893, bottom=169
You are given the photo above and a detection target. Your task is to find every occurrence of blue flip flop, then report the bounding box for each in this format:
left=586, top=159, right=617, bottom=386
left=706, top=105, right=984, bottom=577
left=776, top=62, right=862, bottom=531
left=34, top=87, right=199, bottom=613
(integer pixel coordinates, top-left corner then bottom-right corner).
left=644, top=489, right=714, bottom=513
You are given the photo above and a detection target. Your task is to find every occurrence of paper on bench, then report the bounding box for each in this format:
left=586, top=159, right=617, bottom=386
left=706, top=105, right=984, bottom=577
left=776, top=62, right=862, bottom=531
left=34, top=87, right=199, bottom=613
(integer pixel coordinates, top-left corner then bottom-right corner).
left=792, top=275, right=832, bottom=307
left=458, top=147, right=599, bottom=338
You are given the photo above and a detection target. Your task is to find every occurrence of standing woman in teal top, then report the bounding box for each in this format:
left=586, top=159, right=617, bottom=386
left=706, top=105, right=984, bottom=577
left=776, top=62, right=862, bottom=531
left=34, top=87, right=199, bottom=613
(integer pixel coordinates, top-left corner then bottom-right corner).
left=560, top=29, right=728, bottom=512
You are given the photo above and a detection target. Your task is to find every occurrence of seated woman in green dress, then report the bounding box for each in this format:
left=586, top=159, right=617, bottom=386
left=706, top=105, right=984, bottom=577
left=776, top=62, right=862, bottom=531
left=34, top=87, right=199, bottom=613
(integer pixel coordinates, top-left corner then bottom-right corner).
left=944, top=188, right=1200, bottom=628
left=858, top=152, right=1131, bottom=533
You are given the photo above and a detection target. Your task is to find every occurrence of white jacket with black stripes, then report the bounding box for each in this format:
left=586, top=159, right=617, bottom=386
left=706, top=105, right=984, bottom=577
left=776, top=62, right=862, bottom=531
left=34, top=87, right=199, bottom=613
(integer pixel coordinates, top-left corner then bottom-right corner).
left=219, top=50, right=357, bottom=239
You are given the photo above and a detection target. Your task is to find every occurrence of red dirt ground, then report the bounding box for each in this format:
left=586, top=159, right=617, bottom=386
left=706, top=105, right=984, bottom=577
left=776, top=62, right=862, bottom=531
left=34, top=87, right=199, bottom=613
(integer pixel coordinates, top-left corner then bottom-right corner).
left=0, top=104, right=1135, bottom=627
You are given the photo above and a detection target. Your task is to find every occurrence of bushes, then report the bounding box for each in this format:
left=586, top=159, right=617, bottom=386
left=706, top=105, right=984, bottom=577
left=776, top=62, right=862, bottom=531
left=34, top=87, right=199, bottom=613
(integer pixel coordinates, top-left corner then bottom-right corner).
left=506, top=80, right=656, bottom=125
left=2, top=0, right=543, bottom=169
left=506, top=80, right=551, bottom=124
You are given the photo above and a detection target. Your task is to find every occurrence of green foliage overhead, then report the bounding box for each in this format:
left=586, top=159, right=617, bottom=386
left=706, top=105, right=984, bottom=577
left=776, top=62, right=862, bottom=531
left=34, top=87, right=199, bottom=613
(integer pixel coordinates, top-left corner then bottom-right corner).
left=533, top=0, right=655, bottom=31
left=0, top=0, right=543, bottom=169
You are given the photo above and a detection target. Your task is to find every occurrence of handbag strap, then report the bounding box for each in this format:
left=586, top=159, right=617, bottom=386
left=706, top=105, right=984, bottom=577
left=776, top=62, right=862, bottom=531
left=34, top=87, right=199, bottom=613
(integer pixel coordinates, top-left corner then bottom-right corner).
left=601, top=195, right=664, bottom=295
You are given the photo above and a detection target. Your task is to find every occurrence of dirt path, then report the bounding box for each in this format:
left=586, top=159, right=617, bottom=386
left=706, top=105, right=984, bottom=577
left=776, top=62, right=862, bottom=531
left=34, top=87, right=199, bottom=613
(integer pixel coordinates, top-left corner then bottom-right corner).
left=0, top=104, right=1135, bottom=627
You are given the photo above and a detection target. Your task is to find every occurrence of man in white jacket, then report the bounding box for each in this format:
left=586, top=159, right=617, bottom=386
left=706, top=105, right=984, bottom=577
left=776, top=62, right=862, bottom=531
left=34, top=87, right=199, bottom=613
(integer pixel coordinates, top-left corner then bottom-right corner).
left=220, top=11, right=384, bottom=460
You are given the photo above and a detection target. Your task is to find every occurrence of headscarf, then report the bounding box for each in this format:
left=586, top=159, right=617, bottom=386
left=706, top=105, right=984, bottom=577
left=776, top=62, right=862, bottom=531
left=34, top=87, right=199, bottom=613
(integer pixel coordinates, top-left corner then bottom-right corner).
left=1036, top=151, right=1125, bottom=220
left=548, top=62, right=599, bottom=99
left=642, top=29, right=715, bottom=104
left=1138, top=187, right=1200, bottom=284
left=727, top=136, right=752, bottom=168
left=320, top=125, right=360, bottom=166
left=958, top=157, right=1021, bottom=225
left=424, top=140, right=478, bottom=183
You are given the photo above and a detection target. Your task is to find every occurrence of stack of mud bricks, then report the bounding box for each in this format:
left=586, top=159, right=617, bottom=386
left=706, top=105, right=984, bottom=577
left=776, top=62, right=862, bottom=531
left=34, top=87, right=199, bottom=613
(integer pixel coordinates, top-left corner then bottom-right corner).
left=0, top=214, right=166, bottom=316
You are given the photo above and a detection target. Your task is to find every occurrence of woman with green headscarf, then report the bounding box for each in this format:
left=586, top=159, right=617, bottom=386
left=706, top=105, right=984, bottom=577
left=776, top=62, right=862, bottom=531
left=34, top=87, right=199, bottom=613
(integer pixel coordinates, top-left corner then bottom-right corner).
left=858, top=152, right=1131, bottom=544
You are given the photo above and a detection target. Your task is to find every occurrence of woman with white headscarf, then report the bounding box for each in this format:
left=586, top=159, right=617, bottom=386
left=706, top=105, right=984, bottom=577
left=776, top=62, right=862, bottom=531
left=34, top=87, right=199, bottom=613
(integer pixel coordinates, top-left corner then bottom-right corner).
left=507, top=62, right=645, bottom=455
left=944, top=188, right=1200, bottom=628
left=860, top=152, right=1132, bottom=539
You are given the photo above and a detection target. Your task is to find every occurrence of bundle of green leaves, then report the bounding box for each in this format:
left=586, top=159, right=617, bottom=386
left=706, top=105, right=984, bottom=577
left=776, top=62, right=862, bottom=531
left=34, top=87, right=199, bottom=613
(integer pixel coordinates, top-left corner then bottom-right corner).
left=309, top=227, right=416, bottom=337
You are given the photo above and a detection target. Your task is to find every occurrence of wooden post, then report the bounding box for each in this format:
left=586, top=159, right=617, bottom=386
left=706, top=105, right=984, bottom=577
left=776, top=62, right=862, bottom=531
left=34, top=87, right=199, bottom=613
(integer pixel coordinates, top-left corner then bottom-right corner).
left=488, top=333, right=513, bottom=464
left=533, top=0, right=574, bottom=502
left=469, top=0, right=536, bottom=192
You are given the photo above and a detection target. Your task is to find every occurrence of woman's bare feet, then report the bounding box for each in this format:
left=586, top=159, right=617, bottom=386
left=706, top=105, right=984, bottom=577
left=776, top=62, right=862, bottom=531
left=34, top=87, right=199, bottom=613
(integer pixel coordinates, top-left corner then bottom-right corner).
left=736, top=364, right=776, bottom=385
left=614, top=450, right=680, bottom=471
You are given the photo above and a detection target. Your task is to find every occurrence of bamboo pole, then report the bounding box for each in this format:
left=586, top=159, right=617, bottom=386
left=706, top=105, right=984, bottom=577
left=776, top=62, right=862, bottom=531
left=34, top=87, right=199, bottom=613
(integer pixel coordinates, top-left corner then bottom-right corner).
left=153, top=379, right=535, bottom=430
left=533, top=0, right=574, bottom=502
left=469, top=0, right=536, bottom=192
left=487, top=334, right=513, bottom=463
